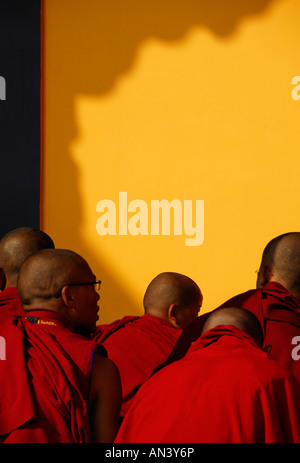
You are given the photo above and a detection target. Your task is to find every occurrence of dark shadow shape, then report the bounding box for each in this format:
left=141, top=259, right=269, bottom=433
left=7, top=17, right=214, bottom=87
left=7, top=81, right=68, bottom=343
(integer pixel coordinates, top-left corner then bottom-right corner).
left=41, top=0, right=280, bottom=321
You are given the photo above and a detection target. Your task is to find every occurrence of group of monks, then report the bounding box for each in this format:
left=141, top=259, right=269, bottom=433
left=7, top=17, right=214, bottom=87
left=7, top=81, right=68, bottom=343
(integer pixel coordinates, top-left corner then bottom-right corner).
left=1, top=227, right=300, bottom=443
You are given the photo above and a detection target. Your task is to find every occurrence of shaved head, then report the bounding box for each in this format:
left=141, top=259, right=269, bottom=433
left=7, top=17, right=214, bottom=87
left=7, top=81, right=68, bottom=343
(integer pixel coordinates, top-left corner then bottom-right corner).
left=18, top=248, right=100, bottom=335
left=143, top=272, right=202, bottom=329
left=0, top=227, right=54, bottom=288
left=18, top=248, right=90, bottom=307
left=143, top=272, right=202, bottom=312
left=202, top=307, right=264, bottom=347
left=257, top=232, right=300, bottom=298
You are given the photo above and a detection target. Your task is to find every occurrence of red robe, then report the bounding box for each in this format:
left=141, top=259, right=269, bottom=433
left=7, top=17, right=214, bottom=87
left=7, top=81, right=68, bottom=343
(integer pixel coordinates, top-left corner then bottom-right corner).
left=156, top=282, right=300, bottom=381
left=0, top=311, right=100, bottom=443
left=115, top=326, right=300, bottom=443
left=0, top=287, right=24, bottom=324
left=218, top=282, right=300, bottom=380
left=93, top=314, right=182, bottom=417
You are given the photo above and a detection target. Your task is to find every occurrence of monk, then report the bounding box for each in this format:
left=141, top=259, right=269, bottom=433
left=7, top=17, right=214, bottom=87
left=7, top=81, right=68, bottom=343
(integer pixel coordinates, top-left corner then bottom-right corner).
left=0, top=227, right=54, bottom=324
left=156, top=233, right=300, bottom=382
left=93, top=272, right=202, bottom=417
left=115, top=307, right=300, bottom=443
left=0, top=248, right=121, bottom=443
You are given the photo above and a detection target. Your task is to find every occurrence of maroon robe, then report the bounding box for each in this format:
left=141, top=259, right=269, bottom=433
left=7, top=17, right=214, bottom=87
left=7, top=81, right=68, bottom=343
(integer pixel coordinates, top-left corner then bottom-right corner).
left=156, top=282, right=300, bottom=382
left=0, top=311, right=101, bottom=442
left=0, top=287, right=24, bottom=324
left=115, top=326, right=300, bottom=443
left=93, top=314, right=182, bottom=417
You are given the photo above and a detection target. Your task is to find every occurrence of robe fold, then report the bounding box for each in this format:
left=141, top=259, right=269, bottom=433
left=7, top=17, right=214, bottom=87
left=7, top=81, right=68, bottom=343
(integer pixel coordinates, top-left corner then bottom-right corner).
left=93, top=314, right=181, bottom=416
left=0, top=311, right=100, bottom=443
left=0, top=287, right=24, bottom=324
left=156, top=282, right=300, bottom=380
left=218, top=281, right=300, bottom=379
left=115, top=326, right=300, bottom=443
left=93, top=315, right=139, bottom=343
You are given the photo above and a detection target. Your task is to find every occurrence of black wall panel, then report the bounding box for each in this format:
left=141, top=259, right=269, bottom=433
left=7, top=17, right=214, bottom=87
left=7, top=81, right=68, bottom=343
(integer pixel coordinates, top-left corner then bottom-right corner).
left=0, top=1, right=41, bottom=238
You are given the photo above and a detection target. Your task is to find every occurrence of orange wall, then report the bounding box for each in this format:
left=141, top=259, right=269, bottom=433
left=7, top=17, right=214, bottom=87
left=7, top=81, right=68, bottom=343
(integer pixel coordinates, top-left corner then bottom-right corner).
left=42, top=0, right=300, bottom=323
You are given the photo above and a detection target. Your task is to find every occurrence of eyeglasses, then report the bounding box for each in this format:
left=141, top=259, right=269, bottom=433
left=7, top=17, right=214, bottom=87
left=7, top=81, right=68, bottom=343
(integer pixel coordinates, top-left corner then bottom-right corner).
left=55, top=280, right=101, bottom=298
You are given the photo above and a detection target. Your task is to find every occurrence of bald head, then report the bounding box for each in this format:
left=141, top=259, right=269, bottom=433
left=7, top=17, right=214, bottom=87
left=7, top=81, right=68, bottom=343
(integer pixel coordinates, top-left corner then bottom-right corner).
left=0, top=227, right=54, bottom=288
left=257, top=232, right=300, bottom=298
left=18, top=248, right=90, bottom=307
left=202, top=307, right=264, bottom=347
left=18, top=248, right=100, bottom=335
left=143, top=272, right=202, bottom=330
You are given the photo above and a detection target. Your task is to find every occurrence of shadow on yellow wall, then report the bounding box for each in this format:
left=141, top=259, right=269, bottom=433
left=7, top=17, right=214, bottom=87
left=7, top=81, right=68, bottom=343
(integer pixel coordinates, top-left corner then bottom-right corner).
left=42, top=0, right=280, bottom=322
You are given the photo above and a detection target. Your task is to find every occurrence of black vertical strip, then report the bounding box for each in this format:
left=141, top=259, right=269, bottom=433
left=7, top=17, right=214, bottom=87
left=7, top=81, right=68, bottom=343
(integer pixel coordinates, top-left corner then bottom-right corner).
left=0, top=0, right=41, bottom=237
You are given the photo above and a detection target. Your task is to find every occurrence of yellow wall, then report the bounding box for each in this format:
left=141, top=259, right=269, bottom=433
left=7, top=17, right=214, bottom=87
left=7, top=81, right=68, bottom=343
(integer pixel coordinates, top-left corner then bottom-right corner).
left=42, top=0, right=300, bottom=324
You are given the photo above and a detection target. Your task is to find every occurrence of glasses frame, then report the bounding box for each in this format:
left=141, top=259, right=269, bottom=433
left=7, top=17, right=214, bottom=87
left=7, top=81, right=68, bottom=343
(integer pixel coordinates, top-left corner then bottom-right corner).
left=55, top=280, right=101, bottom=298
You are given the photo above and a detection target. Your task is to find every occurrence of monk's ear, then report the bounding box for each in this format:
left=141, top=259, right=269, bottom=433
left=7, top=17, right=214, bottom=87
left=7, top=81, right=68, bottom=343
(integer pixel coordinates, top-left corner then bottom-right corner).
left=61, top=285, right=75, bottom=308
left=257, top=264, right=272, bottom=288
left=167, top=303, right=180, bottom=328
left=0, top=268, right=6, bottom=291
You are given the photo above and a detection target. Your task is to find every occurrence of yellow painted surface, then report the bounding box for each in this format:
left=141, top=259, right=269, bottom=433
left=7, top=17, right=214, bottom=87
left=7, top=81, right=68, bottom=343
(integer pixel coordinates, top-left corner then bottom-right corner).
left=42, top=0, right=300, bottom=323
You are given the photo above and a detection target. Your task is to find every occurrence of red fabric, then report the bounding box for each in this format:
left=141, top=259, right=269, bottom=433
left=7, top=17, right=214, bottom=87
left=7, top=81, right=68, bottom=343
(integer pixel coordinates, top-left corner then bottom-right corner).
left=218, top=282, right=300, bottom=381
left=93, top=314, right=182, bottom=417
left=93, top=315, right=139, bottom=343
left=0, top=317, right=36, bottom=436
left=0, top=287, right=24, bottom=324
left=115, top=326, right=300, bottom=443
left=152, top=312, right=209, bottom=373
left=0, top=311, right=99, bottom=443
left=157, top=282, right=300, bottom=380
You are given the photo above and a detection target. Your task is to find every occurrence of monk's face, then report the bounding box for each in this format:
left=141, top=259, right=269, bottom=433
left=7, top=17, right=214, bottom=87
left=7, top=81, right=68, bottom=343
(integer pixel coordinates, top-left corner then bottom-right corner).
left=68, top=264, right=100, bottom=334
